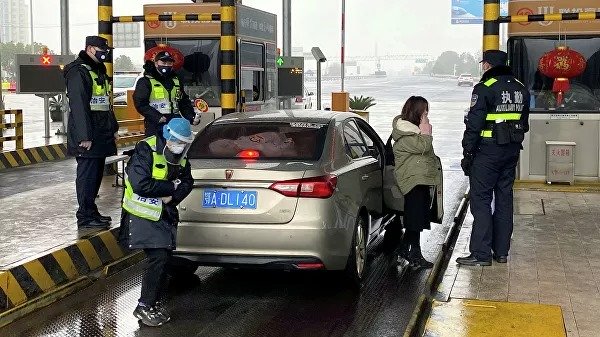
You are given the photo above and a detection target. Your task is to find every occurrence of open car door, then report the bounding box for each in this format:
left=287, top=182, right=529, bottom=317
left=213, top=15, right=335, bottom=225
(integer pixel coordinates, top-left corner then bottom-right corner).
left=383, top=136, right=404, bottom=213
left=430, top=155, right=444, bottom=224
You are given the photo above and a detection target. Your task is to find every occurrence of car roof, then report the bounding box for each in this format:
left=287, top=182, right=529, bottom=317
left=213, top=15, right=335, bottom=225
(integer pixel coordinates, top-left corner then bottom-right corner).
left=212, top=110, right=357, bottom=125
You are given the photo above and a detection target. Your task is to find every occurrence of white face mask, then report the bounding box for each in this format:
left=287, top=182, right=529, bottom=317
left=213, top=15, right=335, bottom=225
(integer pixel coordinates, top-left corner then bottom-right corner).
left=168, top=143, right=186, bottom=155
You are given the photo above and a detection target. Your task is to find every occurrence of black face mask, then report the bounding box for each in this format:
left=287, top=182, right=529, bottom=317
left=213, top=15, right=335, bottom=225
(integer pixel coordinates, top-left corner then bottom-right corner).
left=94, top=50, right=109, bottom=63
left=157, top=65, right=173, bottom=76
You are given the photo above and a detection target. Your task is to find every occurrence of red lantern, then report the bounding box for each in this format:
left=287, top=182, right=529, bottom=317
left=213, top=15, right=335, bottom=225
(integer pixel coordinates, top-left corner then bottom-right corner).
left=144, top=44, right=185, bottom=70
left=538, top=46, right=587, bottom=106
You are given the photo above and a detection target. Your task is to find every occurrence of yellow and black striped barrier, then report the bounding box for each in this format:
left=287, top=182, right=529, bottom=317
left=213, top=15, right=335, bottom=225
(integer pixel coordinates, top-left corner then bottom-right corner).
left=0, top=109, right=24, bottom=151
left=0, top=228, right=141, bottom=327
left=0, top=144, right=67, bottom=170
left=498, top=11, right=600, bottom=24
left=221, top=0, right=237, bottom=115
left=483, top=0, right=500, bottom=52
left=98, top=0, right=114, bottom=79
left=483, top=0, right=600, bottom=51
left=113, top=13, right=220, bottom=23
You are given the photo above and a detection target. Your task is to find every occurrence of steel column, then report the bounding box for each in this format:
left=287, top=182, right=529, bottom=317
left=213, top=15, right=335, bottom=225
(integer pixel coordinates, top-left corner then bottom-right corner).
left=483, top=0, right=500, bottom=52
left=220, top=0, right=236, bottom=115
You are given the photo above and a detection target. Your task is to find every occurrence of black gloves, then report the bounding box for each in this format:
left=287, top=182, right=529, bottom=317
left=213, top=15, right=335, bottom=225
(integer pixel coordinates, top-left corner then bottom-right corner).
left=461, top=153, right=474, bottom=176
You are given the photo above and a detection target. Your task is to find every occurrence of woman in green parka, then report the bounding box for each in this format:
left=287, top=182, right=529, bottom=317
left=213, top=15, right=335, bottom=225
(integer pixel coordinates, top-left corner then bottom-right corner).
left=392, top=96, right=442, bottom=269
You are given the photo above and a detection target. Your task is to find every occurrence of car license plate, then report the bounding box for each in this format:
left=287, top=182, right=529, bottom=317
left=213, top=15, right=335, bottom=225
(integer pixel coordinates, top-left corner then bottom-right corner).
left=202, top=190, right=258, bottom=209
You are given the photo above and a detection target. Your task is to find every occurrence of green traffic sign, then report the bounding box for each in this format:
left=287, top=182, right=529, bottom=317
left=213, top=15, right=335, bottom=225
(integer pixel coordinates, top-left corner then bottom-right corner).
left=276, top=57, right=284, bottom=67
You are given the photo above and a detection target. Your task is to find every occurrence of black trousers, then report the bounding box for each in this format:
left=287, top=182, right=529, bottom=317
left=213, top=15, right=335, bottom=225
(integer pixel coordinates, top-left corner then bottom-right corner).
left=403, top=185, right=432, bottom=232
left=469, top=142, right=520, bottom=260
left=75, top=157, right=106, bottom=224
left=140, top=248, right=172, bottom=306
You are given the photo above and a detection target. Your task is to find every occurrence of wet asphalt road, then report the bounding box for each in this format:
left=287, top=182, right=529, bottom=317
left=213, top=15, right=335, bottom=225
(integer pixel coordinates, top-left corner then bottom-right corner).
left=1, top=75, right=470, bottom=337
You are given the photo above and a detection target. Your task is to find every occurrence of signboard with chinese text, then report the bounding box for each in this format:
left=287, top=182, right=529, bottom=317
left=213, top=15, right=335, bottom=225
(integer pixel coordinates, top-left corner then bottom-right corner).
left=143, top=3, right=221, bottom=38
left=546, top=141, right=575, bottom=184
left=451, top=0, right=508, bottom=24
left=509, top=0, right=600, bottom=36
left=237, top=5, right=277, bottom=42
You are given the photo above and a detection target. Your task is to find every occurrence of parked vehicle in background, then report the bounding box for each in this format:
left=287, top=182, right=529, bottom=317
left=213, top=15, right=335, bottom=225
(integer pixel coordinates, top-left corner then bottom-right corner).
left=113, top=71, right=142, bottom=105
left=292, top=86, right=314, bottom=109
left=457, top=74, right=474, bottom=87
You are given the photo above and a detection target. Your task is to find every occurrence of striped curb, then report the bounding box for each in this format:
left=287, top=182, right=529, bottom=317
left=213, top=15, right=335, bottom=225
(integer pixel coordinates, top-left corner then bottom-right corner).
left=0, top=228, right=139, bottom=327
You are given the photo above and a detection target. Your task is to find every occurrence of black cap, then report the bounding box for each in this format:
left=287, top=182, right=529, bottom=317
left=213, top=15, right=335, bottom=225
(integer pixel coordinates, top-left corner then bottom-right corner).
left=85, top=35, right=113, bottom=50
left=154, top=51, right=175, bottom=62
left=481, top=50, right=507, bottom=67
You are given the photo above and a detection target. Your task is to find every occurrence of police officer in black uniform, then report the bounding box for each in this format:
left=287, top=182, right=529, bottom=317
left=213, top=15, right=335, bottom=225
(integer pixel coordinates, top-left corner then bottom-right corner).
left=64, top=36, right=118, bottom=229
left=457, top=50, right=530, bottom=266
left=133, top=51, right=196, bottom=138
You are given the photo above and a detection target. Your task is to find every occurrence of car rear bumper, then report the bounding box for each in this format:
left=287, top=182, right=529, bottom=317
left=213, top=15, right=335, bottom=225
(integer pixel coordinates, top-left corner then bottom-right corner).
left=173, top=253, right=325, bottom=270
left=174, top=217, right=355, bottom=271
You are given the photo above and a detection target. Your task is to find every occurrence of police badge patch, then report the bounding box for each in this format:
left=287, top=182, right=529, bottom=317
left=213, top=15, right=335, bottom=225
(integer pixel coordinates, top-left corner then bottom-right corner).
left=470, top=94, right=478, bottom=108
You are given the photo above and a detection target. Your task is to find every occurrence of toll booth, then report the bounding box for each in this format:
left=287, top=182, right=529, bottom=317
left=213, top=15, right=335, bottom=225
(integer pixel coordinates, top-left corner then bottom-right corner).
left=507, top=0, right=600, bottom=182
left=142, top=2, right=277, bottom=119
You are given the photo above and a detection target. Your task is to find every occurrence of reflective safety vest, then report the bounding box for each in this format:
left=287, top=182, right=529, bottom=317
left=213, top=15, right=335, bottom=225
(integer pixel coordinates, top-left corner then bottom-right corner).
left=122, top=136, right=187, bottom=221
left=82, top=64, right=111, bottom=111
left=480, top=78, right=522, bottom=138
left=148, top=76, right=181, bottom=115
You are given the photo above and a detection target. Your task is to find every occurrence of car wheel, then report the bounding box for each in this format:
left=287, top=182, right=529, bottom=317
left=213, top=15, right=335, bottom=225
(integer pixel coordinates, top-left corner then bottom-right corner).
left=344, top=214, right=368, bottom=287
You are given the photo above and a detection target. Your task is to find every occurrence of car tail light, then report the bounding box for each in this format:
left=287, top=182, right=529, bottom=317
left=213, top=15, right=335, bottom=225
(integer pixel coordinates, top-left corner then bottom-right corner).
left=269, top=175, right=337, bottom=198
left=237, top=149, right=260, bottom=159
left=295, top=96, right=303, bottom=103
left=295, top=262, right=324, bottom=270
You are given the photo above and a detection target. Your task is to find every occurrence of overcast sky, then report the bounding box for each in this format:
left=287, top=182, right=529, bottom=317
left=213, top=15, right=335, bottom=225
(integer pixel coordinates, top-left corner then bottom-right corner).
left=29, top=0, right=483, bottom=62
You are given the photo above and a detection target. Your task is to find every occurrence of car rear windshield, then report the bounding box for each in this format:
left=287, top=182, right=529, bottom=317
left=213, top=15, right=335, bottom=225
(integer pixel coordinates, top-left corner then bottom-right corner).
left=187, top=121, right=329, bottom=160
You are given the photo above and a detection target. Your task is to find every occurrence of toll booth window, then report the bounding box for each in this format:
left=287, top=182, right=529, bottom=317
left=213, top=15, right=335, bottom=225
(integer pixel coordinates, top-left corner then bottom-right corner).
left=145, top=39, right=221, bottom=107
left=240, top=42, right=265, bottom=102
left=510, top=37, right=600, bottom=111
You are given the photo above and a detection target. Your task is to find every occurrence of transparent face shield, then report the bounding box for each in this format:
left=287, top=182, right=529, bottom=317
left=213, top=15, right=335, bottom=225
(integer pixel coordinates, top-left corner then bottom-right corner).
left=162, top=132, right=193, bottom=165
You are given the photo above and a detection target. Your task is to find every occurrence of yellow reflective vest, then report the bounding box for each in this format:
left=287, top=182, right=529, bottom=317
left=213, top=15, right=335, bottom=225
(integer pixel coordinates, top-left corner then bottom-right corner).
left=122, top=136, right=187, bottom=221
left=81, top=64, right=111, bottom=111
left=147, top=76, right=181, bottom=115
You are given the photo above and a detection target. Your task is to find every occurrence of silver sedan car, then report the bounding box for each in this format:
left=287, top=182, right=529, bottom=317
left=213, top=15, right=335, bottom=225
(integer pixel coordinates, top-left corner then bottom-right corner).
left=175, top=110, right=443, bottom=285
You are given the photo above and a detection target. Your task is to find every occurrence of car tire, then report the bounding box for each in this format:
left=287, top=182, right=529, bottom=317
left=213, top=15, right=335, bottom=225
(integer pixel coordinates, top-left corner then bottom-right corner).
left=344, top=214, right=368, bottom=288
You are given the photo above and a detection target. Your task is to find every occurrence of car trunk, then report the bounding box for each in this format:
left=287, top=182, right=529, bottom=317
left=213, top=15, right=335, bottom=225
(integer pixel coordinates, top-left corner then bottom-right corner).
left=179, top=160, right=321, bottom=224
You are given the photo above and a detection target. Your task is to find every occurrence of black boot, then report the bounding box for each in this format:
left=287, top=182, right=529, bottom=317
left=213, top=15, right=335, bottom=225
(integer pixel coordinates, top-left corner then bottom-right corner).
left=408, top=245, right=434, bottom=270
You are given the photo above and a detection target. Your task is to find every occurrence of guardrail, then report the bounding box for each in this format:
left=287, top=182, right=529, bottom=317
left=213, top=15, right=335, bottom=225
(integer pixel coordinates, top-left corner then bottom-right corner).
left=0, top=109, right=24, bottom=151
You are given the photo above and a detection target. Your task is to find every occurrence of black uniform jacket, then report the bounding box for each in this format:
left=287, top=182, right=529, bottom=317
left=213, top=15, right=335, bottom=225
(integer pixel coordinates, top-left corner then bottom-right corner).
left=462, top=65, right=530, bottom=155
left=123, top=135, right=194, bottom=250
left=64, top=51, right=118, bottom=158
left=133, top=61, right=196, bottom=138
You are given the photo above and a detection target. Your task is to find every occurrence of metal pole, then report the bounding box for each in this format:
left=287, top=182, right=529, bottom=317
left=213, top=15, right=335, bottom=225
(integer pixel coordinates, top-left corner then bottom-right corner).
left=282, top=0, right=291, bottom=109
left=44, top=95, right=50, bottom=138
left=30, top=0, right=34, bottom=52
left=220, top=0, right=237, bottom=115
left=98, top=0, right=113, bottom=79
left=341, top=0, right=346, bottom=92
left=316, top=61, right=322, bottom=110
left=60, top=0, right=70, bottom=55
left=483, top=0, right=500, bottom=52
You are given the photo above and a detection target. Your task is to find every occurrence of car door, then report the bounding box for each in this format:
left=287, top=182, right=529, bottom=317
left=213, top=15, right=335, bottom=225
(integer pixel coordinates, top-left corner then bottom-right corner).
left=382, top=135, right=405, bottom=213
left=341, top=119, right=382, bottom=219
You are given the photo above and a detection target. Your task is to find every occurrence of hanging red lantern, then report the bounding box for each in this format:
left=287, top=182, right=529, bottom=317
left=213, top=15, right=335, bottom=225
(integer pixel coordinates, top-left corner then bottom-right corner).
left=538, top=46, right=587, bottom=106
left=144, top=44, right=185, bottom=70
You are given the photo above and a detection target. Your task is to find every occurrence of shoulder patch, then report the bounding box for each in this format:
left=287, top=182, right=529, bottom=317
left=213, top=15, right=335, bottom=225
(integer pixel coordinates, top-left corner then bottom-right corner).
left=470, top=94, right=478, bottom=108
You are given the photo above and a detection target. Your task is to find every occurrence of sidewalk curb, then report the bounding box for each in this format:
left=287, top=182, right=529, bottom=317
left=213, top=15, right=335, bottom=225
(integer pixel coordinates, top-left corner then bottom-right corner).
left=403, top=188, right=470, bottom=337
left=0, top=227, right=141, bottom=328
left=0, top=144, right=68, bottom=170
